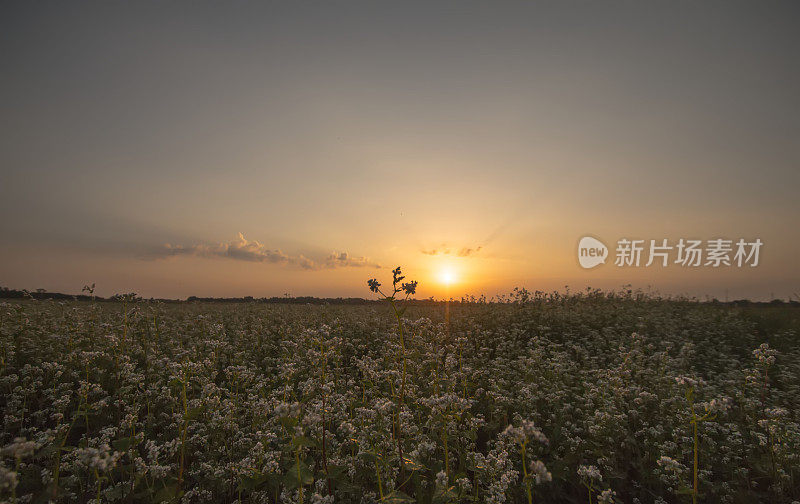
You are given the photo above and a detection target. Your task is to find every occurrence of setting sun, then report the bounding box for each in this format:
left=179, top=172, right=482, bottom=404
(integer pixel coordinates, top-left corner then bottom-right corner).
left=438, top=267, right=456, bottom=286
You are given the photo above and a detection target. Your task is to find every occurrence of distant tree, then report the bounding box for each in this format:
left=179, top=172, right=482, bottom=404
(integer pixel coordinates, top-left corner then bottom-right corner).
left=110, top=292, right=141, bottom=302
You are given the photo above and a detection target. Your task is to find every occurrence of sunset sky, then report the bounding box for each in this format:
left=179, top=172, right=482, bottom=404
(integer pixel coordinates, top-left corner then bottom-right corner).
left=1, top=2, right=798, bottom=300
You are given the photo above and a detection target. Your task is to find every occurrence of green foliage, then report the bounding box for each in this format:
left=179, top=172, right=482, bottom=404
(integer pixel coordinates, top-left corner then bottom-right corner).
left=0, top=292, right=798, bottom=502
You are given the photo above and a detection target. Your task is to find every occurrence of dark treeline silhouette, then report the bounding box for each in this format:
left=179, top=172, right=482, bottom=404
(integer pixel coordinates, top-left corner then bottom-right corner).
left=185, top=295, right=382, bottom=305
left=1, top=285, right=797, bottom=307
left=0, top=286, right=423, bottom=305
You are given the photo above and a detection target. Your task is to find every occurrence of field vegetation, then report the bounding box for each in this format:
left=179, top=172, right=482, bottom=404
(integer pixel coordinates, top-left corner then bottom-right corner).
left=1, top=281, right=799, bottom=503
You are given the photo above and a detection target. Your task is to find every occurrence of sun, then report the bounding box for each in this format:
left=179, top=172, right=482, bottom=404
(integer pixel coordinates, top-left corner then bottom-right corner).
left=438, top=267, right=457, bottom=286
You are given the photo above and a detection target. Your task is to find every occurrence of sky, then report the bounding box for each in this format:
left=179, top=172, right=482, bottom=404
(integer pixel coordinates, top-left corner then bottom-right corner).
left=1, top=1, right=798, bottom=300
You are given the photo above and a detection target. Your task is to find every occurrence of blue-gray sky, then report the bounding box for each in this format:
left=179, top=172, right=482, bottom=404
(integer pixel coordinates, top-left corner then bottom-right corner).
left=1, top=1, right=798, bottom=299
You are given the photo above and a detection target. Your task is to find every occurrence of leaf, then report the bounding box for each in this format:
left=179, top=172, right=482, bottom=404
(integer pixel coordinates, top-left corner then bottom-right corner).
left=238, top=473, right=269, bottom=491
left=279, top=416, right=298, bottom=430
left=291, top=435, right=317, bottom=449
left=153, top=483, right=182, bottom=503
left=284, top=460, right=314, bottom=489
left=326, top=464, right=350, bottom=483
left=332, top=476, right=362, bottom=495
left=33, top=487, right=58, bottom=504
left=105, top=483, right=126, bottom=500
left=112, top=437, right=133, bottom=452
left=359, top=450, right=379, bottom=463
left=432, top=484, right=459, bottom=504
left=184, top=406, right=202, bottom=421
left=382, top=490, right=415, bottom=503
left=400, top=455, right=424, bottom=472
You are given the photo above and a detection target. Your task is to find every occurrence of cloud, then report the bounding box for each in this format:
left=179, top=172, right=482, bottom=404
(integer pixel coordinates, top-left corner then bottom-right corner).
left=456, top=246, right=482, bottom=257
left=150, top=233, right=380, bottom=270
left=421, top=243, right=482, bottom=257
left=323, top=251, right=381, bottom=269
left=419, top=214, right=518, bottom=259
left=421, top=246, right=450, bottom=256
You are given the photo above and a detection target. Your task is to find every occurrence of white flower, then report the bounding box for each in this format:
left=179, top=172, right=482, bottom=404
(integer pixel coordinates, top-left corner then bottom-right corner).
left=3, top=438, right=36, bottom=459
left=0, top=464, right=18, bottom=491
left=577, top=464, right=602, bottom=481
left=598, top=488, right=617, bottom=503
left=530, top=460, right=552, bottom=484
left=753, top=343, right=777, bottom=366
left=657, top=456, right=685, bottom=473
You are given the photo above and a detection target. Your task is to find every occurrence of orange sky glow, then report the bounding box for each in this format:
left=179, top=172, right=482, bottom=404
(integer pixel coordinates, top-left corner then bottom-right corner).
left=1, top=3, right=798, bottom=301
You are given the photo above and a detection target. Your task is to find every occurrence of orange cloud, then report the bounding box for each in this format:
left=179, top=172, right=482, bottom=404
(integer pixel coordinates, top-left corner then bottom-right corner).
left=152, top=233, right=380, bottom=270
left=421, top=244, right=483, bottom=257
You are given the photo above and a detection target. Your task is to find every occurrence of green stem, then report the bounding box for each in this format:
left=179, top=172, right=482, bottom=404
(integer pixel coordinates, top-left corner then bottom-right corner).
left=52, top=416, right=77, bottom=498
left=95, top=468, right=101, bottom=503
left=296, top=449, right=304, bottom=504
left=375, top=458, right=383, bottom=500
left=443, top=429, right=450, bottom=482
left=390, top=299, right=407, bottom=487
left=522, top=442, right=532, bottom=504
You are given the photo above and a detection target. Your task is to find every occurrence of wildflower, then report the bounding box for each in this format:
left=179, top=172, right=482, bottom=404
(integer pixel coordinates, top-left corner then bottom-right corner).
left=765, top=407, right=788, bottom=419
left=0, top=464, right=17, bottom=493
left=753, top=343, right=777, bottom=366
left=520, top=420, right=548, bottom=445
left=502, top=420, right=547, bottom=446
left=75, top=444, right=121, bottom=472
left=657, top=456, right=684, bottom=473
left=367, top=278, right=381, bottom=293
left=702, top=397, right=731, bottom=414
left=401, top=280, right=418, bottom=295
left=530, top=460, right=552, bottom=484
left=456, top=477, right=471, bottom=492
left=675, top=376, right=700, bottom=388
left=577, top=464, right=602, bottom=481
left=392, top=266, right=404, bottom=285
left=598, top=488, right=617, bottom=503
left=3, top=438, right=36, bottom=460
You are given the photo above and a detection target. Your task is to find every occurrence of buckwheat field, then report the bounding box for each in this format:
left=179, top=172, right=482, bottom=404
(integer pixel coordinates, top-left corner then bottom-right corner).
left=1, top=289, right=798, bottom=503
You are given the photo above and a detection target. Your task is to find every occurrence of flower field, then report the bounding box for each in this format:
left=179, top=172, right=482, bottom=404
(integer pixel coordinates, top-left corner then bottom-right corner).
left=1, top=292, right=798, bottom=503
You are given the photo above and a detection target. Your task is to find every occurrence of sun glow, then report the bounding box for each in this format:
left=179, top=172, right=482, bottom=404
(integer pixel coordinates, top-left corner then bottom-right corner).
left=438, top=267, right=457, bottom=286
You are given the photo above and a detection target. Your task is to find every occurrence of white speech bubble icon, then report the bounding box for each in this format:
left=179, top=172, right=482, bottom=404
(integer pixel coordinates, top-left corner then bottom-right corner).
left=578, top=236, right=608, bottom=269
